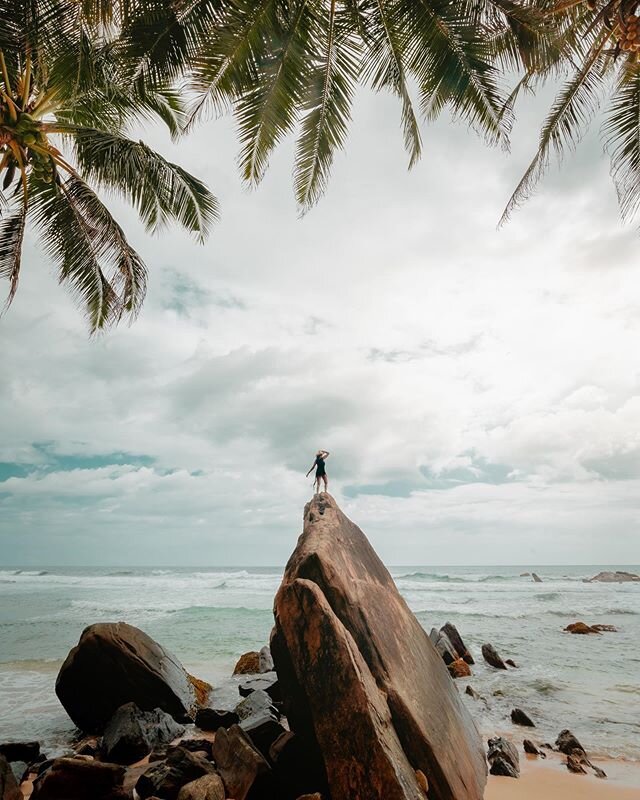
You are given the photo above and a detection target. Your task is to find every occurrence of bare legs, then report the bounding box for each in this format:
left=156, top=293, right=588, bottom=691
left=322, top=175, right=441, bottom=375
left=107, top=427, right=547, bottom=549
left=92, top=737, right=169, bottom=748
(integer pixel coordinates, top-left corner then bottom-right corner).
left=314, top=475, right=328, bottom=494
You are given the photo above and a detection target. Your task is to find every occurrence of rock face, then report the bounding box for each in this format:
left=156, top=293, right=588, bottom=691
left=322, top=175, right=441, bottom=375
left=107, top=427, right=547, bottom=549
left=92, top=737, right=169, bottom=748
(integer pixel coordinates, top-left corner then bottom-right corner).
left=0, top=755, right=22, bottom=800
left=430, top=623, right=474, bottom=668
left=102, top=702, right=185, bottom=765
left=212, top=725, right=273, bottom=800
left=587, top=571, right=640, bottom=583
left=56, top=622, right=199, bottom=731
left=176, top=774, right=225, bottom=800
left=272, top=493, right=486, bottom=800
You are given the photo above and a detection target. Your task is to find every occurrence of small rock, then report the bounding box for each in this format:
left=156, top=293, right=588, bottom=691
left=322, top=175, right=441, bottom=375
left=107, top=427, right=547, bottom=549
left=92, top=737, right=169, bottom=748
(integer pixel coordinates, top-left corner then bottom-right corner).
left=195, top=708, right=239, bottom=732
left=482, top=643, right=507, bottom=670
left=258, top=646, right=274, bottom=674
left=592, top=624, right=618, bottom=633
left=74, top=738, right=100, bottom=757
left=136, top=747, right=216, bottom=800
left=0, top=755, right=21, bottom=800
left=487, top=737, right=519, bottom=778
left=239, top=712, right=286, bottom=761
left=440, top=622, right=475, bottom=665
left=238, top=672, right=280, bottom=702
left=174, top=740, right=214, bottom=760
left=235, top=690, right=279, bottom=721
left=522, top=740, right=545, bottom=758
left=102, top=702, right=185, bottom=765
left=555, top=729, right=585, bottom=756
left=564, top=622, right=600, bottom=635
left=212, top=725, right=273, bottom=800
left=233, top=652, right=261, bottom=675
left=0, top=742, right=40, bottom=763
left=505, top=659, right=518, bottom=668
left=447, top=658, right=472, bottom=678
left=566, top=751, right=588, bottom=774
left=511, top=708, right=535, bottom=728
left=465, top=685, right=480, bottom=700
left=531, top=573, right=542, bottom=583
left=176, top=773, right=225, bottom=800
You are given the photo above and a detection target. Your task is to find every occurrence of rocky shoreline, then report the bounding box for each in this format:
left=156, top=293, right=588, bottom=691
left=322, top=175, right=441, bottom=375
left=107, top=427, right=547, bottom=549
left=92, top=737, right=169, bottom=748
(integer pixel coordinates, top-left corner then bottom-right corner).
left=1, top=495, right=638, bottom=800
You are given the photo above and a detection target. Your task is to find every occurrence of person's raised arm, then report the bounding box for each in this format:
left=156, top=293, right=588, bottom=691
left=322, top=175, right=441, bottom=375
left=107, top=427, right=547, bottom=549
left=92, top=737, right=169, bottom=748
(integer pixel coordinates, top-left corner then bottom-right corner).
left=321, top=450, right=330, bottom=459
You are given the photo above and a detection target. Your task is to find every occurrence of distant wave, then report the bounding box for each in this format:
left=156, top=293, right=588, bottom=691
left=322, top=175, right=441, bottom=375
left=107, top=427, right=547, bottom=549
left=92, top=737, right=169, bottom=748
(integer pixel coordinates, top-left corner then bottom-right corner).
left=10, top=570, right=49, bottom=576
left=396, top=572, right=469, bottom=583
left=534, top=592, right=561, bottom=601
left=107, top=570, right=135, bottom=577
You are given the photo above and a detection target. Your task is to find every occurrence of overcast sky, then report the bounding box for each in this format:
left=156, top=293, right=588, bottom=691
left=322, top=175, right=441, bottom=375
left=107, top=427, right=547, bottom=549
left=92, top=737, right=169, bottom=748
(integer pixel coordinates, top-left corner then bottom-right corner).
left=1, top=86, right=640, bottom=567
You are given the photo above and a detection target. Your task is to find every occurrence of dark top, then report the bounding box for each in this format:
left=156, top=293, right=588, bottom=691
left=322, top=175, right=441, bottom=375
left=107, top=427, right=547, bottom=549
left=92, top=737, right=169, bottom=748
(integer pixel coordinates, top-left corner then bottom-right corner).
left=314, top=456, right=326, bottom=477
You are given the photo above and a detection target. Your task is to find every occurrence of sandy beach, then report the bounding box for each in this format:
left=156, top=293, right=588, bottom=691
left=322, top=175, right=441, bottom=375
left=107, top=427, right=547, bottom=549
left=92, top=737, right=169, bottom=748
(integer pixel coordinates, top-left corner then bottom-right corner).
left=487, top=754, right=640, bottom=800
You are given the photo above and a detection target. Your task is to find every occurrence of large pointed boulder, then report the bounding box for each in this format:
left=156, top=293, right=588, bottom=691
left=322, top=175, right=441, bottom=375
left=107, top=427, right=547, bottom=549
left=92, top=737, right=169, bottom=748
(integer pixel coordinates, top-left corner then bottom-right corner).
left=56, top=622, right=200, bottom=732
left=272, top=493, right=486, bottom=800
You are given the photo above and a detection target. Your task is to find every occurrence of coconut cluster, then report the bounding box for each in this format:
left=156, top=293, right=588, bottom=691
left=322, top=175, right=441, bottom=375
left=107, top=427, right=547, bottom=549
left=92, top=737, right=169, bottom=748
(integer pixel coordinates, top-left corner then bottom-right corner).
left=617, top=14, right=640, bottom=51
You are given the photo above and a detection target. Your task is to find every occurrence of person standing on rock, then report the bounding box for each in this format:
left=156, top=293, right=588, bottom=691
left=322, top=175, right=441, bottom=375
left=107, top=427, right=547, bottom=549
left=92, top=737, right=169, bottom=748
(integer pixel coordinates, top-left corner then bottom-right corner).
left=306, top=450, right=330, bottom=494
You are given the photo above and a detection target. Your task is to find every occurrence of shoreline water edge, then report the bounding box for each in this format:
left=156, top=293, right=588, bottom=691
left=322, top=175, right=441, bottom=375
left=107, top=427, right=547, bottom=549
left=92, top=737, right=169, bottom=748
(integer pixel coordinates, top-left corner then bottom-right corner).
left=1, top=501, right=638, bottom=798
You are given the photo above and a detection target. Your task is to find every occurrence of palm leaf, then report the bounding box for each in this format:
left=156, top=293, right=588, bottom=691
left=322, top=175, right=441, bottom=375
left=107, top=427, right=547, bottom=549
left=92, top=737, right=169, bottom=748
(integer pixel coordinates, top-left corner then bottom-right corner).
left=293, top=0, right=360, bottom=211
left=603, top=64, right=640, bottom=222
left=0, top=194, right=27, bottom=311
left=500, top=28, right=610, bottom=225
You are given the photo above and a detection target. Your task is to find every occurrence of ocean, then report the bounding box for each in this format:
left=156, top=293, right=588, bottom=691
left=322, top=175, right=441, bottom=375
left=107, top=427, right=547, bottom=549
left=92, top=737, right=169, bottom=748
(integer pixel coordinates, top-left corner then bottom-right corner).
left=0, top=565, right=638, bottom=761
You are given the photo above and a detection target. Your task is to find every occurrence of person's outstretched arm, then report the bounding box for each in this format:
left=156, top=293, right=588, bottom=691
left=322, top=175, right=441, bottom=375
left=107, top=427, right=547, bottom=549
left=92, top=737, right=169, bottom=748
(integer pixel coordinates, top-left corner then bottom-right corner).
left=305, top=462, right=316, bottom=477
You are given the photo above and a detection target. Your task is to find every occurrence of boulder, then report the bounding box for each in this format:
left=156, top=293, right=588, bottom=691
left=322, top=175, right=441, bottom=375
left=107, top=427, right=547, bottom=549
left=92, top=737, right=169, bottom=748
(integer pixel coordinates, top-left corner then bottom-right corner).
left=0, top=742, right=40, bottom=763
left=510, top=708, right=535, bottom=727
left=187, top=675, right=212, bottom=707
left=272, top=494, right=486, bottom=800
left=176, top=774, right=225, bottom=800
left=195, top=708, right=239, bottom=732
left=487, top=738, right=519, bottom=778
left=136, top=747, right=216, bottom=800
left=239, top=712, right=286, bottom=762
left=565, top=749, right=606, bottom=779
left=259, top=646, right=274, bottom=673
left=481, top=643, right=507, bottom=670
left=587, top=571, right=640, bottom=583
left=233, top=652, right=261, bottom=675
left=447, top=658, right=471, bottom=679
left=212, top=725, right=273, bottom=800
left=522, top=740, right=545, bottom=758
left=0, top=755, right=21, bottom=800
left=555, top=730, right=585, bottom=756
left=238, top=673, right=280, bottom=702
left=440, top=623, right=474, bottom=665
left=56, top=622, right=200, bottom=731
left=235, top=690, right=279, bottom=721
left=102, top=702, right=185, bottom=765
left=429, top=628, right=457, bottom=665
left=30, top=757, right=127, bottom=800
left=531, top=573, right=542, bottom=583
left=564, top=622, right=600, bottom=635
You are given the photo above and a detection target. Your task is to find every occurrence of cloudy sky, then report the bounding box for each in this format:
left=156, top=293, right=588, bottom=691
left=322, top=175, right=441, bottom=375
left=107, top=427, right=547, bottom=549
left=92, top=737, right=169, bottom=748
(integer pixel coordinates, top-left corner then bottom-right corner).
left=1, top=85, right=640, bottom=567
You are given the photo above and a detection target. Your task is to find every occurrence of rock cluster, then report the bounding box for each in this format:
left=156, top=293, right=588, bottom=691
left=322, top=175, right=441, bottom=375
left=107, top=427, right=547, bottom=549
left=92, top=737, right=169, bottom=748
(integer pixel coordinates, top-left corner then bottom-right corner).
left=429, top=622, right=475, bottom=678
left=486, top=737, right=519, bottom=778
left=585, top=570, right=640, bottom=583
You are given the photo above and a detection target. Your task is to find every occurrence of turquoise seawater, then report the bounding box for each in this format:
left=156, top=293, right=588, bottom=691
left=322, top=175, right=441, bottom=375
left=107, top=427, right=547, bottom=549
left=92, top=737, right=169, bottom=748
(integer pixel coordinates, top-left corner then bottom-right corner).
left=0, top=565, right=638, bottom=760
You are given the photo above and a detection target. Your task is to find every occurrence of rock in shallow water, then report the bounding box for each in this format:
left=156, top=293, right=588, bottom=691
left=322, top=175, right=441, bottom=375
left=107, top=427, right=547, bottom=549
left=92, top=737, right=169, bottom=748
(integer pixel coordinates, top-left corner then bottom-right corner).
left=481, top=643, right=507, bottom=670
left=586, top=571, right=640, bottom=583
left=510, top=708, right=535, bottom=728
left=56, top=622, right=201, bottom=731
left=272, top=493, right=486, bottom=800
left=487, top=738, right=519, bottom=778
left=234, top=652, right=261, bottom=675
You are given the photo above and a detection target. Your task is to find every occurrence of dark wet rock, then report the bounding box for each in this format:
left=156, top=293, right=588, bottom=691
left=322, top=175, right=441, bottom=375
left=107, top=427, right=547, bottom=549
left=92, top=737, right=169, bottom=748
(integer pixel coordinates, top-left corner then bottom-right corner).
left=176, top=773, right=225, bottom=800
left=31, top=757, right=127, bottom=800
left=0, top=755, right=21, bottom=800
left=564, top=622, right=600, bottom=635
left=587, top=571, right=640, bottom=583
left=519, top=573, right=530, bottom=577
left=74, top=737, right=100, bottom=757
left=238, top=673, right=281, bottom=703
left=195, top=708, right=239, bottom=732
left=0, top=742, right=40, bottom=763
left=136, top=747, right=216, bottom=800
left=505, top=659, right=518, bottom=668
left=555, top=729, right=585, bottom=756
left=174, top=740, right=214, bottom=760
left=566, top=751, right=588, bottom=774
left=295, top=795, right=322, bottom=800
left=441, top=622, right=474, bottom=665
left=465, top=685, right=480, bottom=700
left=259, top=646, right=274, bottom=674
left=56, top=622, right=200, bottom=731
left=481, top=643, right=507, bottom=670
left=510, top=708, right=535, bottom=728
left=531, top=573, right=542, bottom=583
left=447, top=658, right=472, bottom=679
left=212, top=725, right=274, bottom=800
left=592, top=624, right=618, bottom=632
left=522, top=740, right=545, bottom=758
left=273, top=495, right=486, bottom=800
left=233, top=652, right=260, bottom=675
left=269, top=732, right=328, bottom=800
left=239, top=712, right=286, bottom=762
left=235, top=690, right=279, bottom=721
left=487, top=738, right=519, bottom=778
left=430, top=628, right=457, bottom=665
left=102, top=702, right=185, bottom=765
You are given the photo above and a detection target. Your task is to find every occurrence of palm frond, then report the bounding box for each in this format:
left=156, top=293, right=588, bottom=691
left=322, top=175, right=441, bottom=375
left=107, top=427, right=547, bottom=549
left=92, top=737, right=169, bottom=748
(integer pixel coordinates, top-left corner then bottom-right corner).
left=71, top=127, right=219, bottom=239
left=501, top=28, right=610, bottom=224
left=293, top=1, right=360, bottom=211
left=0, top=193, right=27, bottom=311
left=603, top=63, right=640, bottom=222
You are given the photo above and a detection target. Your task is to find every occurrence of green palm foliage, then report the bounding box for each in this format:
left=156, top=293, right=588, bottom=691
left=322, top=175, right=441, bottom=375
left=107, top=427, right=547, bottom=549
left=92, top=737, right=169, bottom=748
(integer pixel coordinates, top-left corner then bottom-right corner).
left=503, top=0, right=640, bottom=225
left=0, top=0, right=218, bottom=331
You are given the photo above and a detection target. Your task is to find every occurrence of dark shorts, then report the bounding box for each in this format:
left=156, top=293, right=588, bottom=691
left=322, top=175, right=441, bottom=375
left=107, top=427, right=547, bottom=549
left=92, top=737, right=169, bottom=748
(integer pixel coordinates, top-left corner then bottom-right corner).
left=315, top=469, right=326, bottom=478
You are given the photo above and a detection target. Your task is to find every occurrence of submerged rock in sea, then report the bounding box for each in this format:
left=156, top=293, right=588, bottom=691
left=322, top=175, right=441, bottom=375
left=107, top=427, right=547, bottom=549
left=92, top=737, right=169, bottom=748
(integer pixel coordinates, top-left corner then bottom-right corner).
left=0, top=754, right=22, bottom=800
left=586, top=570, right=640, bottom=583
left=564, top=622, right=600, bottom=635
left=56, top=622, right=201, bottom=731
left=555, top=729, right=585, bottom=756
left=272, top=493, right=487, bottom=800
left=102, top=702, right=185, bottom=765
left=481, top=643, right=507, bottom=670
left=510, top=708, right=535, bottom=728
left=531, top=573, right=543, bottom=583
left=431, top=623, right=474, bottom=668
left=447, top=658, right=472, bottom=679
left=487, top=738, right=519, bottom=778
